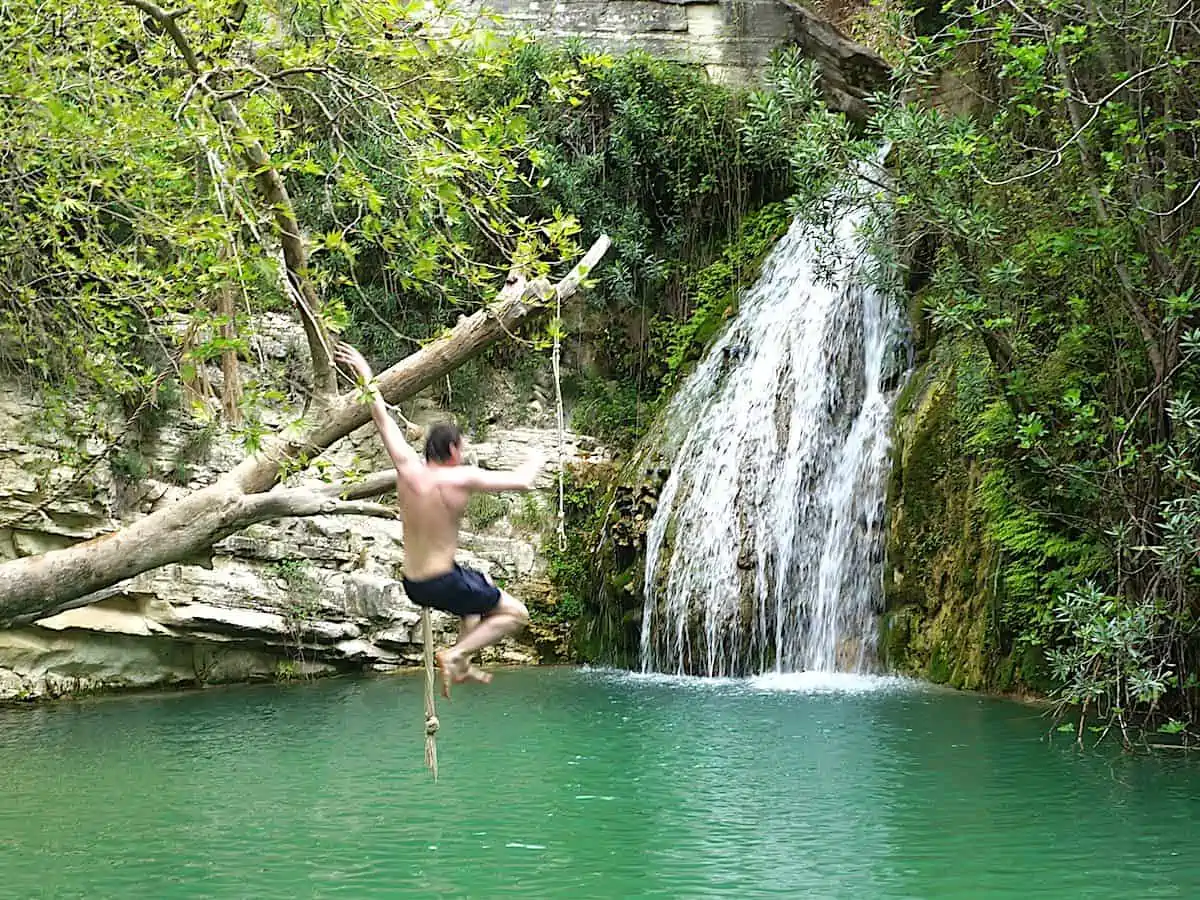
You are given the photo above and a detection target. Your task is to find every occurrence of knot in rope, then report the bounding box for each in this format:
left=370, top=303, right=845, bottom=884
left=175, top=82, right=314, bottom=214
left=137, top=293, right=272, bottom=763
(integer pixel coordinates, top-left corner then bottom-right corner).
left=425, top=715, right=440, bottom=736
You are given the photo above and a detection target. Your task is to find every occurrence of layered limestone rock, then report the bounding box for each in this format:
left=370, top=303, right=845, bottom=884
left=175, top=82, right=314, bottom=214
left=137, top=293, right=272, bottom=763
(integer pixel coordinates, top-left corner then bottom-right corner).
left=0, top=318, right=606, bottom=701
left=0, top=512, right=536, bottom=700
left=438, top=0, right=887, bottom=119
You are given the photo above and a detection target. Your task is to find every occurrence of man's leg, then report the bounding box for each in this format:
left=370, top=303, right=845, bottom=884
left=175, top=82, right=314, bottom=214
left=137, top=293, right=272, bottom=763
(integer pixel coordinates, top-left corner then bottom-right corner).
left=455, top=614, right=492, bottom=685
left=459, top=614, right=481, bottom=639
left=437, top=593, right=529, bottom=691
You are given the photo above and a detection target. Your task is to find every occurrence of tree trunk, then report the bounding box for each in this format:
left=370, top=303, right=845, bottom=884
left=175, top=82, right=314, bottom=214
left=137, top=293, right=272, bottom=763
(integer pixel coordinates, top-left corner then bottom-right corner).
left=180, top=320, right=214, bottom=409
left=120, top=0, right=338, bottom=398
left=1, top=2, right=611, bottom=631
left=0, top=237, right=610, bottom=627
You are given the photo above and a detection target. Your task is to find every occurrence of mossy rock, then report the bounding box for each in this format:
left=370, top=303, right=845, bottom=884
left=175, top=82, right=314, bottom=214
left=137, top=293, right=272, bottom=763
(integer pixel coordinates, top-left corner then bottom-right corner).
left=928, top=643, right=951, bottom=683
left=1014, top=642, right=1056, bottom=696
left=883, top=336, right=1011, bottom=695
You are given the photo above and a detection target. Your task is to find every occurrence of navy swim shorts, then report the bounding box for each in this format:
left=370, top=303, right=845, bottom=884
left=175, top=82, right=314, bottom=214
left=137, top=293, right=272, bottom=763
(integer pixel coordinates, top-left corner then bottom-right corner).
left=402, top=563, right=501, bottom=617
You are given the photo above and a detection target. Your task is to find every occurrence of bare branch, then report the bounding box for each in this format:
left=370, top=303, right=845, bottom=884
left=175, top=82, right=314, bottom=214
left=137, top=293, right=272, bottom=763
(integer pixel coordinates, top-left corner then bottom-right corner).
left=121, top=0, right=200, bottom=74
left=0, top=236, right=613, bottom=624
left=322, top=500, right=397, bottom=518
left=974, top=62, right=1181, bottom=187
left=1140, top=178, right=1200, bottom=219
left=240, top=487, right=399, bottom=521
left=310, top=468, right=398, bottom=501
left=214, top=65, right=330, bottom=102
left=546, top=235, right=613, bottom=304
left=227, top=234, right=612, bottom=494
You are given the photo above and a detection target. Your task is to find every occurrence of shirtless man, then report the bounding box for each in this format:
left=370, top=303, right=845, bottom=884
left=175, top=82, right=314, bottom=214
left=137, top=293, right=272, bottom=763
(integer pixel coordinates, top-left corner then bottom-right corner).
left=336, top=342, right=541, bottom=696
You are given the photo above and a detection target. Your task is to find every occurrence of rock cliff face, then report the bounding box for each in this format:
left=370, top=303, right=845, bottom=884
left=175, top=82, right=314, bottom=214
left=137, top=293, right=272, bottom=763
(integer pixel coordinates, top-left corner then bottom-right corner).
left=442, top=0, right=887, bottom=119
left=878, top=342, right=998, bottom=691
left=0, top=318, right=605, bottom=701
left=879, top=334, right=1051, bottom=697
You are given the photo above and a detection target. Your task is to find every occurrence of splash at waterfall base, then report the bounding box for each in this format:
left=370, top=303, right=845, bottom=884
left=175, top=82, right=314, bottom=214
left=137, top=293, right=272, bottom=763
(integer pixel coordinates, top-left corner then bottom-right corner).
left=547, top=196, right=1065, bottom=702
left=559, top=289, right=1070, bottom=700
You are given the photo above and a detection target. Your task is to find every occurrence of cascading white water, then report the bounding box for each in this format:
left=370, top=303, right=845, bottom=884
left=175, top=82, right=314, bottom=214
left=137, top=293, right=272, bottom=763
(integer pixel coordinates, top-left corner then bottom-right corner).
left=639, top=197, right=904, bottom=677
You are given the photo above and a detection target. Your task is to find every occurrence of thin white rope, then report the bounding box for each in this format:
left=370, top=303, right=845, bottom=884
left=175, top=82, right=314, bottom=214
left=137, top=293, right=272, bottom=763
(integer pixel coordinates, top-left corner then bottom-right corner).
left=552, top=285, right=567, bottom=551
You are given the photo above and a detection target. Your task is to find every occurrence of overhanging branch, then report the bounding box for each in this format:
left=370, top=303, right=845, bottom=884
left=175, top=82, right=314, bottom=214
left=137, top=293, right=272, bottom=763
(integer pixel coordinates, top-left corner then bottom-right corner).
left=239, top=488, right=399, bottom=521
left=229, top=234, right=613, bottom=493
left=0, top=235, right=612, bottom=625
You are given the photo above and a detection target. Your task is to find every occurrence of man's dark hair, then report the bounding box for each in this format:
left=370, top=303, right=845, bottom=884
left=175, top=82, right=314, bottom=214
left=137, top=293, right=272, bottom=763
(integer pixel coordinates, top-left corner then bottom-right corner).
left=424, top=421, right=462, bottom=463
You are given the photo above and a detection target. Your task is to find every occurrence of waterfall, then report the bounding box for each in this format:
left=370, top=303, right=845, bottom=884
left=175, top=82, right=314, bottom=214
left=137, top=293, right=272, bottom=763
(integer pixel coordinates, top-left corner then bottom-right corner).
left=639, top=197, right=904, bottom=677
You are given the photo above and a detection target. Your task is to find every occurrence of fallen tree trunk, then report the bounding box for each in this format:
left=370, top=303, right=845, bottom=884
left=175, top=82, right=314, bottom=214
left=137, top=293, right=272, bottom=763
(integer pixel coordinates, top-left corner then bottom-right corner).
left=0, top=237, right=610, bottom=627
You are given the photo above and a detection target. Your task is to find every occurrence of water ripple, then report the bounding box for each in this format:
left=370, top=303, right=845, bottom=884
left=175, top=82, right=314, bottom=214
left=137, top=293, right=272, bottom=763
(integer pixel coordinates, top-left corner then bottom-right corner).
left=1, top=669, right=1198, bottom=899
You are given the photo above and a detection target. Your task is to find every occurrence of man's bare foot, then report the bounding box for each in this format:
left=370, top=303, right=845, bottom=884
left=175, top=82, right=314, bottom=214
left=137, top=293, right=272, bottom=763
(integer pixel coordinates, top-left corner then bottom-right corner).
left=435, top=649, right=468, bottom=698
left=463, top=665, right=492, bottom=685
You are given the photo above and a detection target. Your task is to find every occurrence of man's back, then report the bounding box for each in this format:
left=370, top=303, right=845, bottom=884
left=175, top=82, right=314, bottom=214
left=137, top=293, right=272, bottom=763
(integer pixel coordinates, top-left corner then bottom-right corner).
left=334, top=338, right=543, bottom=695
left=396, top=468, right=470, bottom=580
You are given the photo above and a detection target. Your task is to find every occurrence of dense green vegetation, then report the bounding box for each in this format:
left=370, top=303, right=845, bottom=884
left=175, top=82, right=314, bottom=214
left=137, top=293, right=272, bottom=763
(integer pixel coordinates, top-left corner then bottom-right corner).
left=0, top=0, right=802, bottom=655
left=1, top=0, right=806, bottom=454
left=551, top=0, right=1200, bottom=744
left=803, top=0, right=1199, bottom=743
left=455, top=42, right=808, bottom=442
left=6, top=0, right=1197, bottom=747
left=3, top=0, right=574, bottom=456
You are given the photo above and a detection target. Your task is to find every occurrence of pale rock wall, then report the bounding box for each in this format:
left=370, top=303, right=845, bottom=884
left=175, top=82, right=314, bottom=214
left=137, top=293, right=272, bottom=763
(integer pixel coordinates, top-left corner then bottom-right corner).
left=439, top=0, right=888, bottom=119
left=457, top=0, right=797, bottom=85
left=0, top=317, right=606, bottom=701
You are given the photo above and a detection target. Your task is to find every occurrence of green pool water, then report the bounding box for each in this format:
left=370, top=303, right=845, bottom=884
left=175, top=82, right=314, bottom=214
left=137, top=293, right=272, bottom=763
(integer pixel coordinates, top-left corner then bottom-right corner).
left=1, top=667, right=1198, bottom=898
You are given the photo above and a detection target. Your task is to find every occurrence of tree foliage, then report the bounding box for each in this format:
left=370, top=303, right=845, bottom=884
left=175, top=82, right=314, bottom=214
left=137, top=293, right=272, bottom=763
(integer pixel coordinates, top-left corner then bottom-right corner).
left=2, top=0, right=813, bottom=461
left=803, top=0, right=1200, bottom=741
left=0, top=0, right=631, bottom=624
left=0, top=0, right=821, bottom=634
left=449, top=44, right=812, bottom=441
left=1, top=0, right=586, bottom=457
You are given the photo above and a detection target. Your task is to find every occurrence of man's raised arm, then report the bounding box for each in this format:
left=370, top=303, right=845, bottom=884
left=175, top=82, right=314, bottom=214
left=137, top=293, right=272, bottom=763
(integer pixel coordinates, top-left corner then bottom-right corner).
left=335, top=342, right=423, bottom=480
left=451, top=452, right=546, bottom=494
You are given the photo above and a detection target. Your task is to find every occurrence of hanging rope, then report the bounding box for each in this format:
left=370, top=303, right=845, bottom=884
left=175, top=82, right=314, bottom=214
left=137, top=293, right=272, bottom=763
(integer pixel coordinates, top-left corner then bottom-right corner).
left=552, top=284, right=567, bottom=551
left=421, top=606, right=439, bottom=781
left=411, top=242, right=611, bottom=778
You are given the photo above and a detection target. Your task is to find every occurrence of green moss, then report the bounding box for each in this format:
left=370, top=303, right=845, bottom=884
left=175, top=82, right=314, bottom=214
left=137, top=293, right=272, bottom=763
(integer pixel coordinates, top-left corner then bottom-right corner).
left=878, top=608, right=914, bottom=669
left=928, top=644, right=951, bottom=683
left=1016, top=642, right=1056, bottom=695
left=995, top=653, right=1018, bottom=693
left=654, top=202, right=792, bottom=393
left=886, top=356, right=962, bottom=615
left=608, top=566, right=636, bottom=595
left=883, top=334, right=1011, bottom=693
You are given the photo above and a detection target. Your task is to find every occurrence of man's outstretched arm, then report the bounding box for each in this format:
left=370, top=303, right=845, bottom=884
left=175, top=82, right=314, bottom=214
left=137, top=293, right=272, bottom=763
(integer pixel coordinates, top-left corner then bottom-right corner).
left=447, top=452, right=546, bottom=494
left=335, top=342, right=423, bottom=482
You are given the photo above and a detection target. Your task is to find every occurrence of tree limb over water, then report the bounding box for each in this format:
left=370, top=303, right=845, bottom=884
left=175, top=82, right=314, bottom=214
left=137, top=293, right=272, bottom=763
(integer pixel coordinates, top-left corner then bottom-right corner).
left=0, top=1, right=614, bottom=626
left=0, top=237, right=610, bottom=627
